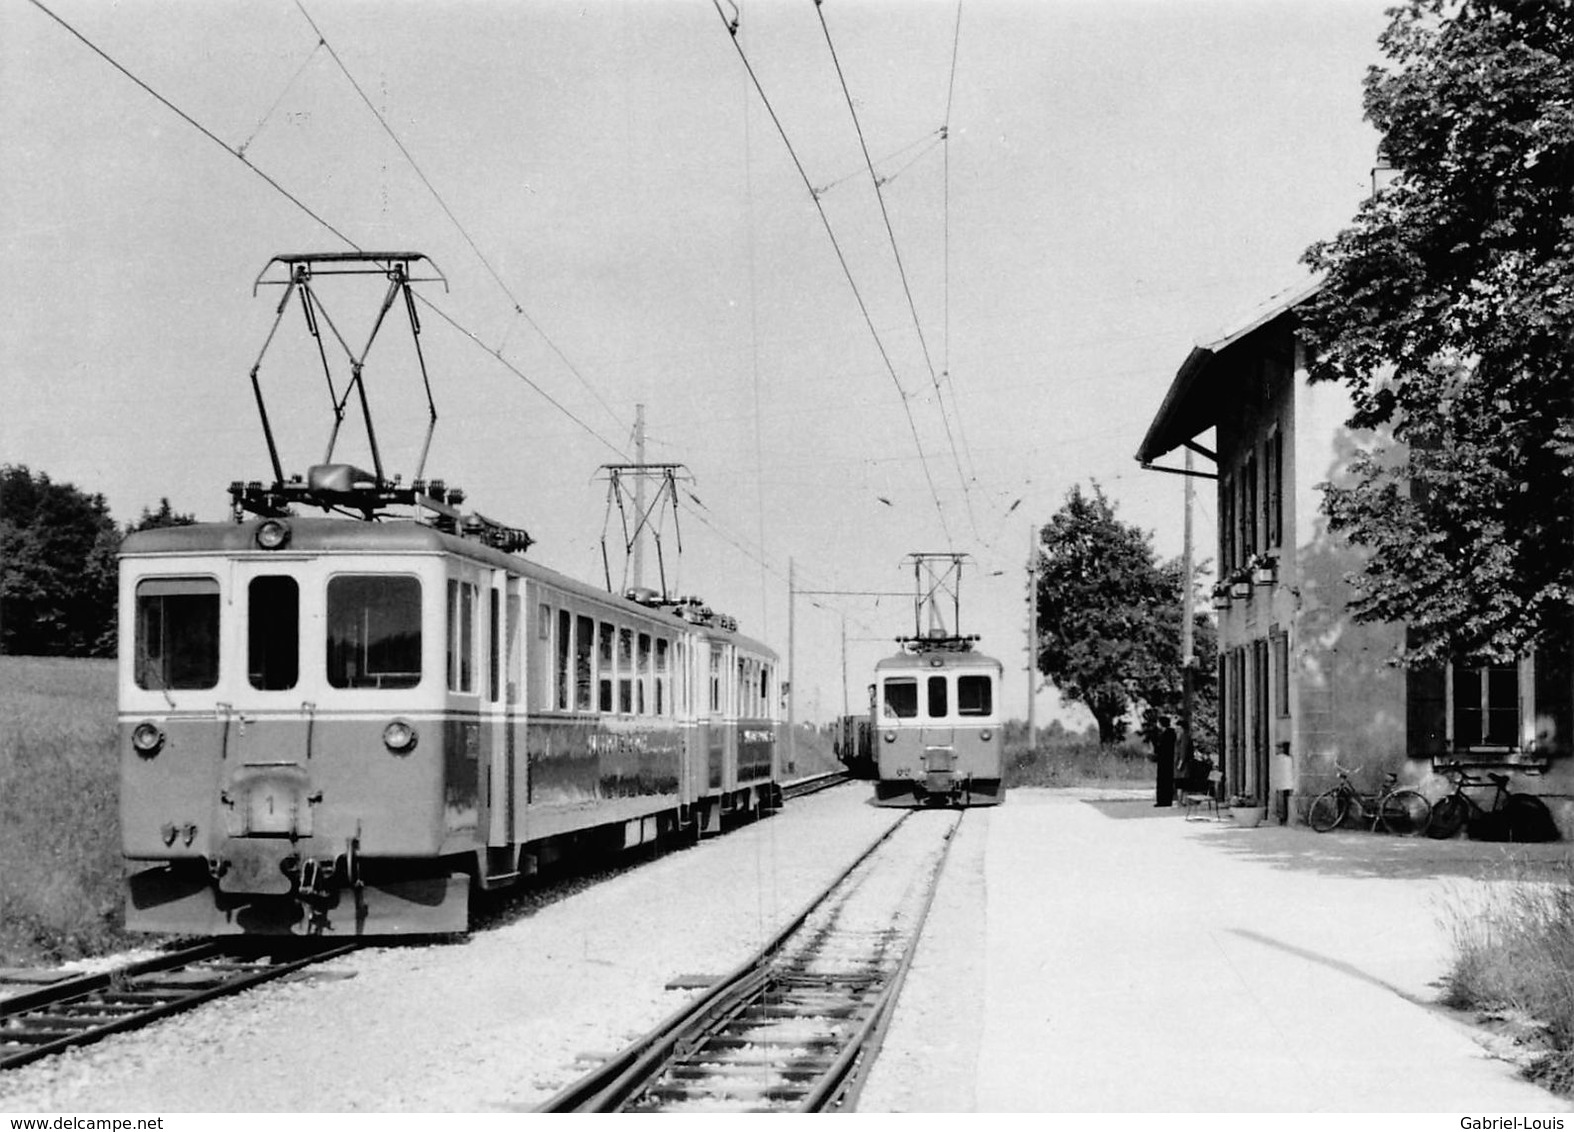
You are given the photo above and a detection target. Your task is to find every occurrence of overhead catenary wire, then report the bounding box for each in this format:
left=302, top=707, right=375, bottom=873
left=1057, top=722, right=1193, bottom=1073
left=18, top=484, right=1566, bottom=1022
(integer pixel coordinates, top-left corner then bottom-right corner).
left=813, top=0, right=979, bottom=544
left=27, top=0, right=633, bottom=468
left=291, top=0, right=627, bottom=439
left=26, top=0, right=357, bottom=250
left=710, top=0, right=952, bottom=549
left=32, top=0, right=955, bottom=631
left=939, top=0, right=981, bottom=494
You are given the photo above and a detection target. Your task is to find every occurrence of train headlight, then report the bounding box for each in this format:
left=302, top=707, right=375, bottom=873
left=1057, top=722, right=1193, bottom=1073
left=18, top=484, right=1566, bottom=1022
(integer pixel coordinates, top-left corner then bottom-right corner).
left=883, top=730, right=896, bottom=743
left=980, top=729, right=993, bottom=741
left=132, top=721, right=165, bottom=756
left=382, top=719, right=418, bottom=754
left=255, top=518, right=291, bottom=550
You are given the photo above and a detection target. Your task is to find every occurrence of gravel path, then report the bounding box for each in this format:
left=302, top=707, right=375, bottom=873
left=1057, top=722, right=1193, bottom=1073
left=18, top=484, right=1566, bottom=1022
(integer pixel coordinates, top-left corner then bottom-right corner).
left=0, top=786, right=900, bottom=1112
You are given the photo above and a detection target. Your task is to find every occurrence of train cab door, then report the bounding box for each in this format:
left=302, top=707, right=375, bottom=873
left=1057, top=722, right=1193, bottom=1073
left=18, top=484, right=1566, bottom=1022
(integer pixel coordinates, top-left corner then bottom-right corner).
left=707, top=639, right=732, bottom=795
left=484, top=572, right=521, bottom=855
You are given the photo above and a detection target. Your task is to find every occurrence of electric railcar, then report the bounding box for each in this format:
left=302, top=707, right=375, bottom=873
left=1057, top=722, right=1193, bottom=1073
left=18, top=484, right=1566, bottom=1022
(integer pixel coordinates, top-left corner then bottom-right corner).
left=871, top=636, right=1004, bottom=807
left=119, top=482, right=781, bottom=937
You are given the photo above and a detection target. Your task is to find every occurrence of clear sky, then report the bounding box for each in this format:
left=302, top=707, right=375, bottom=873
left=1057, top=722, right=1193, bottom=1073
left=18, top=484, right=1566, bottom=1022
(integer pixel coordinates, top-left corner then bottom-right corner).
left=1, top=0, right=1389, bottom=726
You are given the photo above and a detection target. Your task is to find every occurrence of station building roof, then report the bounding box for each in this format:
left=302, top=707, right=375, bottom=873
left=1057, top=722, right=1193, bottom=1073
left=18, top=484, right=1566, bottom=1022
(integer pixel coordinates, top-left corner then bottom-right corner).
left=1134, top=277, right=1322, bottom=468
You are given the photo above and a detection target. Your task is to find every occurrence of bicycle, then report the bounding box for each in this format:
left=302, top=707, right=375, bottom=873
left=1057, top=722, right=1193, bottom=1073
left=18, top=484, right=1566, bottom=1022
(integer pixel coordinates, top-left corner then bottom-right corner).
left=1307, top=764, right=1431, bottom=835
left=1424, top=763, right=1558, bottom=842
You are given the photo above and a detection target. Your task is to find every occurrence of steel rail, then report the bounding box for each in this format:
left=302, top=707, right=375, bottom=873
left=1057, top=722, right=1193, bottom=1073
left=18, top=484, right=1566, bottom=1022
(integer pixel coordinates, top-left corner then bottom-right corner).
left=0, top=942, right=360, bottom=1071
left=781, top=770, right=850, bottom=800
left=539, top=812, right=913, bottom=1112
left=538, top=809, right=958, bottom=1113
left=799, top=813, right=961, bottom=1111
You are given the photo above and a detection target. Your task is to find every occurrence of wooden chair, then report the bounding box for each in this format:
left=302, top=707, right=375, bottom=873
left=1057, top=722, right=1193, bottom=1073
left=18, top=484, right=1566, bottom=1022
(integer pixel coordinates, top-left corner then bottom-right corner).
left=1182, top=769, right=1223, bottom=821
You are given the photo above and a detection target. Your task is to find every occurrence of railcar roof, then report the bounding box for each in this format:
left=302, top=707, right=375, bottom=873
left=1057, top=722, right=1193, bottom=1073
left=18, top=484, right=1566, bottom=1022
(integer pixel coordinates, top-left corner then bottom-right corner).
left=121, top=517, right=777, bottom=659
left=873, top=648, right=1002, bottom=672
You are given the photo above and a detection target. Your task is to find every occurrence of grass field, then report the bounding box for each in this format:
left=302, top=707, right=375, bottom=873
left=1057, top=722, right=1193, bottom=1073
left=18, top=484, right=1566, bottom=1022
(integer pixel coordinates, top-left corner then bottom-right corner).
left=0, top=655, right=134, bottom=965
left=1441, top=864, right=1574, bottom=1096
left=1003, top=735, right=1155, bottom=790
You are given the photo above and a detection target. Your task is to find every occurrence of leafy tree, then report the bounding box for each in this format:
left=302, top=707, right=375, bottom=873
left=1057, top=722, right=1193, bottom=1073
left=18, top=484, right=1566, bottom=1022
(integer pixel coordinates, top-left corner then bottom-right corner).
left=0, top=465, right=119, bottom=657
left=1034, top=483, right=1217, bottom=746
left=1299, top=0, right=1574, bottom=666
left=129, top=498, right=196, bottom=532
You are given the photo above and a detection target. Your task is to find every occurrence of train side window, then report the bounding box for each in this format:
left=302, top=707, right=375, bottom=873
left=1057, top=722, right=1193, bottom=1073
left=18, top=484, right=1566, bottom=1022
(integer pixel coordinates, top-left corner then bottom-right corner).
left=505, top=589, right=521, bottom=705
left=958, top=674, right=993, bottom=716
left=136, top=577, right=220, bottom=691
left=247, top=575, right=298, bottom=690
left=488, top=588, right=501, bottom=703
left=598, top=622, right=615, bottom=712
left=446, top=580, right=476, bottom=694
left=760, top=664, right=772, bottom=718
left=555, top=609, right=571, bottom=710
left=927, top=675, right=948, bottom=719
left=618, top=627, right=634, bottom=713
left=655, top=637, right=669, bottom=716
left=637, top=632, right=651, bottom=715
left=327, top=575, right=421, bottom=689
left=575, top=615, right=593, bottom=710
left=883, top=677, right=918, bottom=719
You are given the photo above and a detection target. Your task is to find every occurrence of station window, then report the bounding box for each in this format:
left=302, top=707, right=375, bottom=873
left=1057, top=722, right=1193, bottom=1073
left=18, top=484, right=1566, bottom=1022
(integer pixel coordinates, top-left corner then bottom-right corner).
left=136, top=576, right=220, bottom=691
left=927, top=675, right=948, bottom=718
left=1453, top=662, right=1519, bottom=748
left=327, top=575, right=421, bottom=690
left=247, top=575, right=298, bottom=690
left=883, top=677, right=918, bottom=719
left=957, top=675, right=993, bottom=717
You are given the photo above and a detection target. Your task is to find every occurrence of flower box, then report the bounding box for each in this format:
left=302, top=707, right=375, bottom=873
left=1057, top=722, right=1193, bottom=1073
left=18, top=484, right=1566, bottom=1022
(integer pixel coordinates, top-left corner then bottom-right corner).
left=1227, top=796, right=1267, bottom=827
left=1229, top=581, right=1251, bottom=600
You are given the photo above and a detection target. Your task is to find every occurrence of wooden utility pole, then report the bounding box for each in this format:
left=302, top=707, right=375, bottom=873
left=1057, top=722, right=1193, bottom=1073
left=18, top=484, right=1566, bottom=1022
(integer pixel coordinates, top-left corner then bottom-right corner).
left=1027, top=524, right=1038, bottom=751
left=1181, top=448, right=1195, bottom=754
left=788, top=556, right=796, bottom=771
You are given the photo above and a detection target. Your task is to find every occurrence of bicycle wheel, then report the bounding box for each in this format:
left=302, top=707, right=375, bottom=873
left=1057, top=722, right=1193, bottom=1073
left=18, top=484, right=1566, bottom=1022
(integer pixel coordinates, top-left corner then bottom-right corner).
left=1505, top=794, right=1559, bottom=843
left=1307, top=788, right=1347, bottom=832
left=1426, top=794, right=1468, bottom=839
left=1378, top=790, right=1431, bottom=836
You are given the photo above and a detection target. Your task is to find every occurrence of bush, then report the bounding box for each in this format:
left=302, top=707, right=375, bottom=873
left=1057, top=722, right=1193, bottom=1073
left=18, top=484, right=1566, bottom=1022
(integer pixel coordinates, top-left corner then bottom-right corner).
left=1003, top=735, right=1153, bottom=789
left=1441, top=863, right=1574, bottom=1095
left=0, top=656, right=133, bottom=964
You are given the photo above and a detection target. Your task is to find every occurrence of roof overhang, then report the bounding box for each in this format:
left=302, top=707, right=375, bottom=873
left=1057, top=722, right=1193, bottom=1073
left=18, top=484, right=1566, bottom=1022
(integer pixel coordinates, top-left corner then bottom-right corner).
left=1135, top=277, right=1322, bottom=471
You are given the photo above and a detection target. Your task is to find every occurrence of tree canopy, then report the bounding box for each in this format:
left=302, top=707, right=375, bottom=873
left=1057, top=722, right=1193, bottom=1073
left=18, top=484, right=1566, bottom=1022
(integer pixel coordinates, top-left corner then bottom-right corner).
left=0, top=471, right=196, bottom=657
left=1299, top=0, right=1574, bottom=666
left=1034, top=483, right=1217, bottom=746
left=0, top=465, right=120, bottom=657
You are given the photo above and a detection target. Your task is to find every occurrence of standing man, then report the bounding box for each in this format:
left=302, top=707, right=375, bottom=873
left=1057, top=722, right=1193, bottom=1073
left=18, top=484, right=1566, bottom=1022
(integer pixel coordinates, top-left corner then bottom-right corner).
left=1154, top=715, right=1177, bottom=807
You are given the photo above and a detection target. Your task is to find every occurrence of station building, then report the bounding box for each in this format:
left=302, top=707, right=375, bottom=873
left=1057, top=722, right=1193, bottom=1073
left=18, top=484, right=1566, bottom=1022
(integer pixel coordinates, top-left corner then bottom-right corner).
left=1136, top=281, right=1574, bottom=832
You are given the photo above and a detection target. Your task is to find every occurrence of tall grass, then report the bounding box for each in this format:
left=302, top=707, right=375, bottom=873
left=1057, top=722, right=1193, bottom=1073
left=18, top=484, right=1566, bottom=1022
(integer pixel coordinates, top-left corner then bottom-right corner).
left=0, top=656, right=133, bottom=964
left=1003, top=736, right=1154, bottom=789
left=1441, top=864, right=1574, bottom=1094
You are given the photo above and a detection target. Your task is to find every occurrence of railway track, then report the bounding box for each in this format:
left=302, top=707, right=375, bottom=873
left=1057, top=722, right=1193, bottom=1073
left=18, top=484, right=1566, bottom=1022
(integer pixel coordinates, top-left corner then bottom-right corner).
left=781, top=770, right=851, bottom=801
left=0, top=940, right=359, bottom=1070
left=0, top=776, right=847, bottom=1076
left=540, top=809, right=959, bottom=1112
